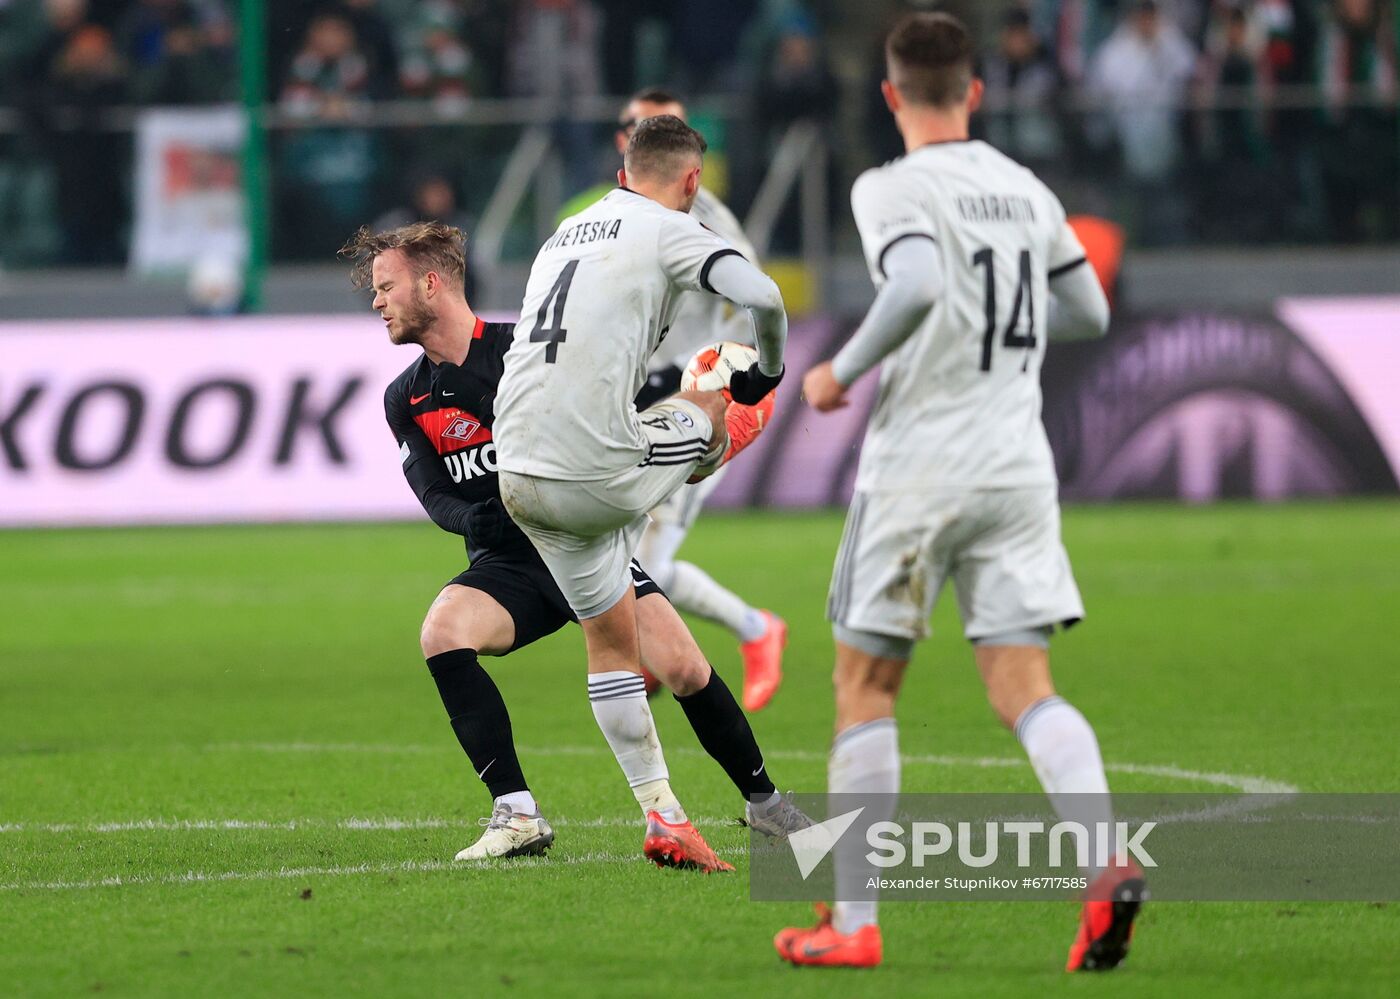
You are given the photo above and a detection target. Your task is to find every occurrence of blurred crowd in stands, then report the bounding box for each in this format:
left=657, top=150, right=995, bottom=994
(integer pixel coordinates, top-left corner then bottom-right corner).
left=0, top=0, right=1394, bottom=268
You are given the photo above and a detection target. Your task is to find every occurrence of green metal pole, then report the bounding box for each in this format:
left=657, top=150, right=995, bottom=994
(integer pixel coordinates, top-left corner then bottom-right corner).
left=239, top=0, right=268, bottom=311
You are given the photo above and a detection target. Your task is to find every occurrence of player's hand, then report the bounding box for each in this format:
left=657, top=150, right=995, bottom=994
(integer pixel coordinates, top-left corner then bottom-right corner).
left=465, top=498, right=513, bottom=549
left=729, top=363, right=784, bottom=406
left=802, top=362, right=849, bottom=412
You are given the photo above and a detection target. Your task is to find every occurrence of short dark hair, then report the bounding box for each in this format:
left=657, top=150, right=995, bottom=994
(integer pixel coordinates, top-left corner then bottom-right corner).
left=885, top=12, right=975, bottom=109
left=627, top=86, right=682, bottom=109
left=623, top=114, right=707, bottom=180
left=618, top=87, right=685, bottom=130
left=338, top=221, right=466, bottom=291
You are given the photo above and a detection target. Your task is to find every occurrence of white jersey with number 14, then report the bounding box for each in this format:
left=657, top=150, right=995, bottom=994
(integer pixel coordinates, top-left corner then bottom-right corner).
left=850, top=139, right=1089, bottom=492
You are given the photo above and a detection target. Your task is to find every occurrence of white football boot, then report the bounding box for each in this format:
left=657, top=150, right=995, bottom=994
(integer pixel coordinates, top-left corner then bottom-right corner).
left=744, top=793, right=814, bottom=839
left=454, top=803, right=555, bottom=861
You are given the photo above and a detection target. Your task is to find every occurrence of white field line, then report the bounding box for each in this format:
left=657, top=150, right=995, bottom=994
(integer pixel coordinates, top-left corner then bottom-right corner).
left=0, top=814, right=735, bottom=835
left=0, top=733, right=1311, bottom=893
left=0, top=846, right=747, bottom=893
left=212, top=741, right=1302, bottom=795
left=3, top=742, right=1300, bottom=838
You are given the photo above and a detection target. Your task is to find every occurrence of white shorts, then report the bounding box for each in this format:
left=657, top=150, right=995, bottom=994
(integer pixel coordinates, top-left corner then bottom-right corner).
left=649, top=463, right=728, bottom=532
left=499, top=399, right=716, bottom=619
left=827, top=486, right=1084, bottom=643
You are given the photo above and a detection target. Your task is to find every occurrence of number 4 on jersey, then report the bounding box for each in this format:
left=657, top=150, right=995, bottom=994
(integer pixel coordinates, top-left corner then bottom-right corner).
left=973, top=248, right=1037, bottom=373
left=530, top=259, right=579, bottom=363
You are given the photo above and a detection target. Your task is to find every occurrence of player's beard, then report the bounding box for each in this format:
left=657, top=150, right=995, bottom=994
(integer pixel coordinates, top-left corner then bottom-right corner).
left=388, top=288, right=437, bottom=346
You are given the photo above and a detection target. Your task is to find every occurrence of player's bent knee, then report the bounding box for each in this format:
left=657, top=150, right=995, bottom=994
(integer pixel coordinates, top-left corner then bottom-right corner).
left=419, top=586, right=514, bottom=659
left=420, top=608, right=470, bottom=659
left=697, top=393, right=727, bottom=433
left=661, top=657, right=710, bottom=697
left=635, top=593, right=708, bottom=695
left=672, top=390, right=726, bottom=444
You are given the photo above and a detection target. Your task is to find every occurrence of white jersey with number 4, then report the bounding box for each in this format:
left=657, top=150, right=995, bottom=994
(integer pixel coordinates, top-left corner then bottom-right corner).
left=851, top=139, right=1088, bottom=492
left=494, top=187, right=740, bottom=481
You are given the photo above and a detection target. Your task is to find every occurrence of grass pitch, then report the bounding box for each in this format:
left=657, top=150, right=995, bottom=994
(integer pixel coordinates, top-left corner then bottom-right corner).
left=2, top=503, right=1398, bottom=997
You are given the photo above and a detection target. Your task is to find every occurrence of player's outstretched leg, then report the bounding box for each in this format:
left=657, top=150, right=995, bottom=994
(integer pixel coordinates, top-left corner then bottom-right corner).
left=975, top=639, right=1146, bottom=970
left=420, top=585, right=554, bottom=861
left=776, top=637, right=906, bottom=968
left=636, top=518, right=788, bottom=712
left=635, top=592, right=809, bottom=837
left=583, top=587, right=731, bottom=873
left=682, top=385, right=775, bottom=486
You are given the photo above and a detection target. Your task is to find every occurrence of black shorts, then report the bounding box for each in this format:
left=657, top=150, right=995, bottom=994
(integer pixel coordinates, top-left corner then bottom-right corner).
left=446, top=554, right=664, bottom=655
left=634, top=363, right=683, bottom=411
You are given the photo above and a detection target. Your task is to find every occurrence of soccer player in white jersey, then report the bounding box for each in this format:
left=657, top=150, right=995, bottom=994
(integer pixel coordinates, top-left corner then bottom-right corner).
left=494, top=115, right=790, bottom=871
left=774, top=13, right=1143, bottom=971
left=617, top=90, right=787, bottom=713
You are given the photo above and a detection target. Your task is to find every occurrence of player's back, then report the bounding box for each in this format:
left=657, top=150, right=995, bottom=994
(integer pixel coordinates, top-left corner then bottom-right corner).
left=852, top=140, right=1082, bottom=492
left=495, top=188, right=702, bottom=480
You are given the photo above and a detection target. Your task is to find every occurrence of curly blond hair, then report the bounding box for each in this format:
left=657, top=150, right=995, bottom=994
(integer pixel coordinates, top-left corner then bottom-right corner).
left=338, top=221, right=467, bottom=291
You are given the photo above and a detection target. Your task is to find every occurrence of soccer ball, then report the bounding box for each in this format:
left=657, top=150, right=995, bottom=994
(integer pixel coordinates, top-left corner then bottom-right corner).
left=681, top=341, right=759, bottom=399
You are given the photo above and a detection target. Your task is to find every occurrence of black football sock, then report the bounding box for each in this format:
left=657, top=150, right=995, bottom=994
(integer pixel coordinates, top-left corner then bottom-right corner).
left=674, top=667, right=777, bottom=800
left=426, top=649, right=529, bottom=799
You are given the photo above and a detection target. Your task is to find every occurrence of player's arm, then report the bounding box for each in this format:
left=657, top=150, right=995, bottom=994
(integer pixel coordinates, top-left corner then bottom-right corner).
left=805, top=168, right=942, bottom=412
left=384, top=386, right=507, bottom=544
left=1043, top=190, right=1110, bottom=340
left=702, top=253, right=787, bottom=391
left=806, top=237, right=943, bottom=412
left=1045, top=250, right=1110, bottom=341
left=659, top=217, right=787, bottom=404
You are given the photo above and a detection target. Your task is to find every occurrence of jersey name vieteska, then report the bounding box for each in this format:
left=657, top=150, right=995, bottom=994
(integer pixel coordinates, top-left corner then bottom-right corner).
left=850, top=139, right=1088, bottom=492
left=495, top=187, right=738, bottom=481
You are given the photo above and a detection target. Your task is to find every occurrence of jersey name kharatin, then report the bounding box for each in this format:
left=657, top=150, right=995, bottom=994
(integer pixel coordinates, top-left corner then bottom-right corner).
left=851, top=139, right=1088, bottom=492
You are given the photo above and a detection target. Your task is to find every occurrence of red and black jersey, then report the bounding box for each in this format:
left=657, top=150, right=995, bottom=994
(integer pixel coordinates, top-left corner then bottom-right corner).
left=384, top=318, right=534, bottom=561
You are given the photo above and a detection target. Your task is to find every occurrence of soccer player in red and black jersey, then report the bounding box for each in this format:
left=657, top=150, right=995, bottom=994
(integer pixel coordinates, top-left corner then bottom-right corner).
left=341, top=222, right=807, bottom=866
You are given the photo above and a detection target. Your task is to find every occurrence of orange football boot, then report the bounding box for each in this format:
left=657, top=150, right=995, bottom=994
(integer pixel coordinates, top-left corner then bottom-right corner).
left=722, top=390, right=775, bottom=464
left=1066, top=858, right=1147, bottom=971
left=686, top=390, right=775, bottom=484
left=774, top=903, right=883, bottom=968
left=740, top=611, right=786, bottom=712
left=642, top=811, right=734, bottom=873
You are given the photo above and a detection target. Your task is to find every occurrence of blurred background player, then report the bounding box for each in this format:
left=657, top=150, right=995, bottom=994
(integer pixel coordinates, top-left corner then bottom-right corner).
left=495, top=116, right=788, bottom=872
left=560, top=87, right=787, bottom=713
left=777, top=12, right=1140, bottom=972
left=344, top=220, right=806, bottom=865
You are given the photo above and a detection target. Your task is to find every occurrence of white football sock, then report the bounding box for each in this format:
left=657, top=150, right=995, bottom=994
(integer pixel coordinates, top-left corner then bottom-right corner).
left=669, top=560, right=766, bottom=642
left=588, top=671, right=682, bottom=819
left=829, top=718, right=900, bottom=936
left=1015, top=695, right=1114, bottom=875
left=495, top=791, right=538, bottom=815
